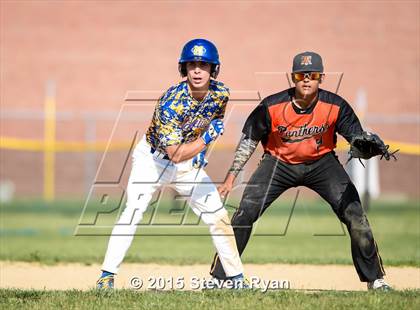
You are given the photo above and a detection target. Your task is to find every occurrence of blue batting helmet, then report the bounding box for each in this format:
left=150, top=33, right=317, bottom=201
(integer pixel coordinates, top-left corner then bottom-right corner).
left=178, top=39, right=220, bottom=78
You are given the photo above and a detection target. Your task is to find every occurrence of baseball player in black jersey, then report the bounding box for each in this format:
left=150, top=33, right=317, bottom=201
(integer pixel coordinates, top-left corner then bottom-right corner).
left=210, top=52, right=392, bottom=291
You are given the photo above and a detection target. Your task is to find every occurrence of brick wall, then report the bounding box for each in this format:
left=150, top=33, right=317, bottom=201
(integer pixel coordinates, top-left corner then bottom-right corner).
left=1, top=1, right=419, bottom=198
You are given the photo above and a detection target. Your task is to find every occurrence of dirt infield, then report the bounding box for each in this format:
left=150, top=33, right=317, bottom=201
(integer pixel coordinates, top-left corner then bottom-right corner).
left=1, top=262, right=419, bottom=291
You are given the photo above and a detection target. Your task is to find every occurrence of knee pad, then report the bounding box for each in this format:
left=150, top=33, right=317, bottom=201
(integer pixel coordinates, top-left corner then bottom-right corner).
left=343, top=202, right=374, bottom=249
left=336, top=183, right=360, bottom=219
left=343, top=202, right=370, bottom=232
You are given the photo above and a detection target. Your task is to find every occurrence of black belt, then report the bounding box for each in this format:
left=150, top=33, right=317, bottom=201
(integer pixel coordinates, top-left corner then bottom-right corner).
left=150, top=147, right=170, bottom=160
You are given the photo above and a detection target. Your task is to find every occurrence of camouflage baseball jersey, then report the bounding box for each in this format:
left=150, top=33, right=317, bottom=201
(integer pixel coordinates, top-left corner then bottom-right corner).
left=146, top=80, right=229, bottom=152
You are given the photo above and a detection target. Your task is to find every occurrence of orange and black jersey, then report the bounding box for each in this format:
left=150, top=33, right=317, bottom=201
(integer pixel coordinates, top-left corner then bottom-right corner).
left=242, top=88, right=363, bottom=164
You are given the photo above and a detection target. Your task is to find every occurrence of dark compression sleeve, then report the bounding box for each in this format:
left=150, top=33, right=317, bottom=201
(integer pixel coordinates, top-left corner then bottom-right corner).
left=228, top=134, right=259, bottom=177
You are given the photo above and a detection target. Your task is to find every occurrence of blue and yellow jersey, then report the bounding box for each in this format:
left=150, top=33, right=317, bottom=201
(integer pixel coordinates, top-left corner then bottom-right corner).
left=145, top=79, right=229, bottom=152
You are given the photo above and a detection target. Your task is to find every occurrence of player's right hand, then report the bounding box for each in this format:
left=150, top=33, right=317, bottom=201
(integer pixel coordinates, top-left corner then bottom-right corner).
left=218, top=174, right=235, bottom=199
left=201, top=119, right=224, bottom=145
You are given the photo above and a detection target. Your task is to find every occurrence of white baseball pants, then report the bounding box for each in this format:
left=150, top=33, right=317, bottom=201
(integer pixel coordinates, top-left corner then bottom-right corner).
left=101, top=136, right=243, bottom=277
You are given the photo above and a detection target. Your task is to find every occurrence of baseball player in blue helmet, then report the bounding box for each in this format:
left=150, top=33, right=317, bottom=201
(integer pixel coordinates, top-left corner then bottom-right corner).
left=178, top=38, right=220, bottom=79
left=96, top=39, right=247, bottom=289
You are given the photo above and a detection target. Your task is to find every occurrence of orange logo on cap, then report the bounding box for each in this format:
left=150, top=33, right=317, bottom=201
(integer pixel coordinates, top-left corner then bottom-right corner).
left=301, top=55, right=312, bottom=66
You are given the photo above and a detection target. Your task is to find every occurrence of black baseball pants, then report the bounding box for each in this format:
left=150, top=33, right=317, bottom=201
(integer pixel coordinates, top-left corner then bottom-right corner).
left=210, top=152, right=385, bottom=282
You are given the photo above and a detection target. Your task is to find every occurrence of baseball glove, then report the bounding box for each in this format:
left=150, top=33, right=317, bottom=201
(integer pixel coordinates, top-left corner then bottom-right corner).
left=347, top=131, right=398, bottom=164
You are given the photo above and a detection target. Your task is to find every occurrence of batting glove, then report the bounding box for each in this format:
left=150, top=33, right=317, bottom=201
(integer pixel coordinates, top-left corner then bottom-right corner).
left=192, top=149, right=208, bottom=169
left=201, top=119, right=224, bottom=145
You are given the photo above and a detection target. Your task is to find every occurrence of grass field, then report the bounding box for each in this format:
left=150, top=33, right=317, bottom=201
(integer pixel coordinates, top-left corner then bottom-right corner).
left=1, top=199, right=419, bottom=309
left=1, top=289, right=419, bottom=310
left=1, top=198, right=419, bottom=266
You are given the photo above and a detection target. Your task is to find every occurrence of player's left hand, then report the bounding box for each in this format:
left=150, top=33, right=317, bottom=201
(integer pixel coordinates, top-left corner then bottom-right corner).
left=348, top=131, right=399, bottom=162
left=192, top=149, right=208, bottom=169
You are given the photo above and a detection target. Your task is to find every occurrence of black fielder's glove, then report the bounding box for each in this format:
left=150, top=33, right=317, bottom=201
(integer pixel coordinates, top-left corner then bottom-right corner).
left=348, top=131, right=399, bottom=163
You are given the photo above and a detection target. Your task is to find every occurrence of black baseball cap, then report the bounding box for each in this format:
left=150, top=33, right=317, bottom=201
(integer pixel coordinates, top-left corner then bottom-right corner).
left=292, top=51, right=324, bottom=73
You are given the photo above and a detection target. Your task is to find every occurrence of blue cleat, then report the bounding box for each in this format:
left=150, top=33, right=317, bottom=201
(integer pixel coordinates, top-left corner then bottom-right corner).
left=96, top=275, right=114, bottom=289
left=229, top=273, right=250, bottom=290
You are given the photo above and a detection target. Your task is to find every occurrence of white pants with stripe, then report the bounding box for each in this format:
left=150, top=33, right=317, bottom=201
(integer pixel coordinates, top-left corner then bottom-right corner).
left=101, top=136, right=243, bottom=277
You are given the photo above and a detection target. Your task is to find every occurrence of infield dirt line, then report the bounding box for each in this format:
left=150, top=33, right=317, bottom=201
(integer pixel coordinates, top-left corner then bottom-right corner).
left=1, top=262, right=419, bottom=291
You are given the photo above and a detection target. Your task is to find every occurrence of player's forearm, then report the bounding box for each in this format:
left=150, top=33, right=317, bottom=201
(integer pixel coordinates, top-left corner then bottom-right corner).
left=336, top=102, right=364, bottom=143
left=165, top=138, right=206, bottom=163
left=227, top=135, right=259, bottom=178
